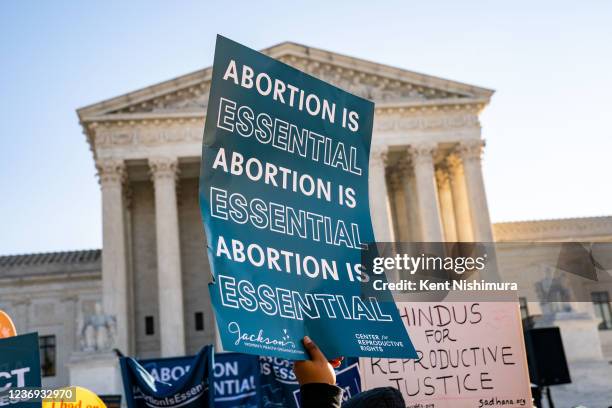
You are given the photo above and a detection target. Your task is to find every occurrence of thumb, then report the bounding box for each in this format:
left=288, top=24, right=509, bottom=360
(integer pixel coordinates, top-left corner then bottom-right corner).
left=303, top=336, right=327, bottom=362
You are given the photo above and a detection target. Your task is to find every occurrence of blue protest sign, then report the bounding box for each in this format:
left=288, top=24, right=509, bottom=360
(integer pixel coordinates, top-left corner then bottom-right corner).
left=258, top=356, right=297, bottom=407
left=0, top=333, right=42, bottom=408
left=138, top=352, right=259, bottom=408
left=260, top=356, right=361, bottom=408
left=131, top=352, right=361, bottom=408
left=140, top=355, right=193, bottom=383
left=119, top=346, right=213, bottom=408
left=213, top=353, right=259, bottom=408
left=199, top=35, right=416, bottom=360
left=334, top=363, right=362, bottom=402
left=291, top=362, right=362, bottom=406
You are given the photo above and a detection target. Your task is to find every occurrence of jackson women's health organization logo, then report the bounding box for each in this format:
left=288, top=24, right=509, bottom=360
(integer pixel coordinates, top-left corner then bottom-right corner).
left=227, top=321, right=297, bottom=352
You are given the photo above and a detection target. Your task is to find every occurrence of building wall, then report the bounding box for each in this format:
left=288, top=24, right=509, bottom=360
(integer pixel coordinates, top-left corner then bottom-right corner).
left=600, top=331, right=612, bottom=357
left=494, top=217, right=612, bottom=359
left=0, top=253, right=101, bottom=388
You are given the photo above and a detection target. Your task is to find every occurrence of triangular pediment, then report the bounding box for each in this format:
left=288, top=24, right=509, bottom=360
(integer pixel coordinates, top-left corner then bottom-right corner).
left=78, top=41, right=493, bottom=121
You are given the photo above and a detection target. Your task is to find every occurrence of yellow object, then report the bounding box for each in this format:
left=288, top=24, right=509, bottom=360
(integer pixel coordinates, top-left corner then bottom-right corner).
left=0, top=310, right=17, bottom=338
left=42, top=387, right=107, bottom=408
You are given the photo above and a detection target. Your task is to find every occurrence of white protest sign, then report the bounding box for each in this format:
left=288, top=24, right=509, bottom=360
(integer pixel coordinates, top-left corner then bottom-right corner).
left=361, top=301, right=532, bottom=408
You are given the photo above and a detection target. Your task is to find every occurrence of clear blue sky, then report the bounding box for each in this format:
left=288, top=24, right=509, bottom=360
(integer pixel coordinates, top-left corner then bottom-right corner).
left=1, top=1, right=610, bottom=255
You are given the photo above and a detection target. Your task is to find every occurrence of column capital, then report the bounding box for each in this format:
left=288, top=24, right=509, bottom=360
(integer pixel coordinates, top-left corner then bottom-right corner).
left=435, top=167, right=450, bottom=187
left=446, top=153, right=463, bottom=175
left=456, top=140, right=485, bottom=163
left=409, top=142, right=437, bottom=165
left=370, top=146, right=389, bottom=167
left=149, top=156, right=180, bottom=181
left=396, top=156, right=413, bottom=178
left=96, top=159, right=126, bottom=186
left=386, top=167, right=403, bottom=191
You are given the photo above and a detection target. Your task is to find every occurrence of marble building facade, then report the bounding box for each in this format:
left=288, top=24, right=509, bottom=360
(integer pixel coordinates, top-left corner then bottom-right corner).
left=78, top=41, right=498, bottom=365
left=0, top=42, right=611, bottom=400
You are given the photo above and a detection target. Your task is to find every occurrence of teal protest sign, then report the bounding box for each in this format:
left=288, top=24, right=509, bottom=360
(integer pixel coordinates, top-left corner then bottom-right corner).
left=200, top=35, right=416, bottom=360
left=0, top=333, right=42, bottom=408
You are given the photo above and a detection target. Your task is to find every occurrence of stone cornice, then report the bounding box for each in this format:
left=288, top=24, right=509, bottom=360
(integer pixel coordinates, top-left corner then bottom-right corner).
left=78, top=72, right=212, bottom=120
left=375, top=97, right=488, bottom=112
left=80, top=97, right=487, bottom=125
left=267, top=44, right=493, bottom=98
left=0, top=271, right=101, bottom=287
left=82, top=111, right=206, bottom=123
left=78, top=42, right=493, bottom=120
left=493, top=216, right=612, bottom=242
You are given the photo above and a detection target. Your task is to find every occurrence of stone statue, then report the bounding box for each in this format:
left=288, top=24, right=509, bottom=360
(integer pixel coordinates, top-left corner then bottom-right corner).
left=536, top=265, right=573, bottom=314
left=77, top=302, right=117, bottom=352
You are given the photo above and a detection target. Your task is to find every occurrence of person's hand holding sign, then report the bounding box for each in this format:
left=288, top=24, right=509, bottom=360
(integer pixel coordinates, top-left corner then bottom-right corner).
left=294, top=336, right=344, bottom=408
left=294, top=336, right=337, bottom=385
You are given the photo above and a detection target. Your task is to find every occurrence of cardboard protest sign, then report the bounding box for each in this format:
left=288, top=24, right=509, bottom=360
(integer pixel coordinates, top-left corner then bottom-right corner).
left=0, top=333, right=42, bottom=408
left=199, top=35, right=416, bottom=360
left=42, top=387, right=106, bottom=408
left=361, top=302, right=532, bottom=408
left=119, top=346, right=213, bottom=408
left=0, top=310, right=16, bottom=338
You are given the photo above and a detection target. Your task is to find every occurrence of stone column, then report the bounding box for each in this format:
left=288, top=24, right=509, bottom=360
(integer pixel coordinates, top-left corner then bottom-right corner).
left=369, top=147, right=394, bottom=242
left=149, top=157, right=186, bottom=357
left=396, top=158, right=421, bottom=242
left=457, top=140, right=494, bottom=242
left=96, top=159, right=131, bottom=353
left=446, top=154, right=474, bottom=242
left=435, top=167, right=458, bottom=242
left=386, top=170, right=407, bottom=243
left=409, top=143, right=444, bottom=242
